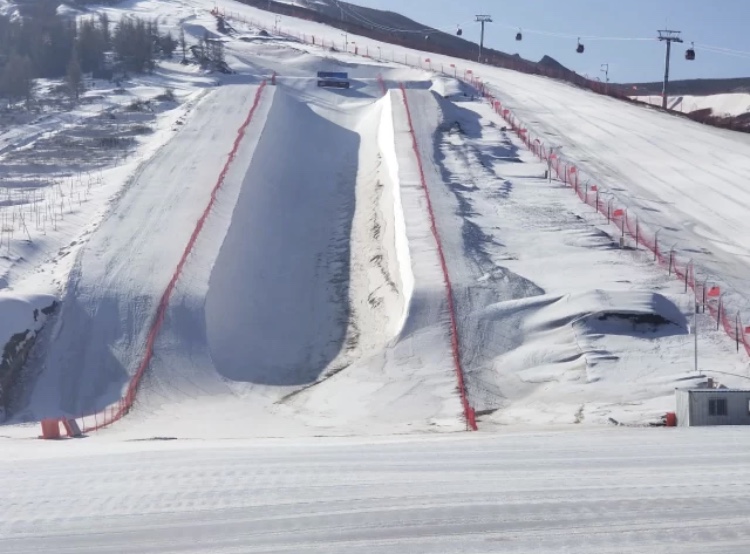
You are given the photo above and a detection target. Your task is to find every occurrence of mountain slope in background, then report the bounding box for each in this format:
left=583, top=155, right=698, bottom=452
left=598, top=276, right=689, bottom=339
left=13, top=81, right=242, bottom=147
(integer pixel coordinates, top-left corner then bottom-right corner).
left=239, top=0, right=581, bottom=80
left=628, top=77, right=750, bottom=96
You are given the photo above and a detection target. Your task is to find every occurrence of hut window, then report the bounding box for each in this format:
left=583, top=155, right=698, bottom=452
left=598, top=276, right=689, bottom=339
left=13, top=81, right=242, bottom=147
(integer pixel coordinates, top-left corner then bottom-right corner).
left=708, top=398, right=728, bottom=416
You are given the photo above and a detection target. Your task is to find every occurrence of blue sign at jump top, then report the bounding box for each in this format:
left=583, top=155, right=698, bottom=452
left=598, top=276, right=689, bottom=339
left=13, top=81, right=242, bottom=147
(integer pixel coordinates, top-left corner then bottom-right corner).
left=317, top=71, right=349, bottom=80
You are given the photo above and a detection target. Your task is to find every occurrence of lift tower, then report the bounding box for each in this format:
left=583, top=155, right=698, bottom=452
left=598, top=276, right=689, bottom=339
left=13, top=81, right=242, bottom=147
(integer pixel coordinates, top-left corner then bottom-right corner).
left=658, top=30, right=683, bottom=110
left=475, top=15, right=493, bottom=63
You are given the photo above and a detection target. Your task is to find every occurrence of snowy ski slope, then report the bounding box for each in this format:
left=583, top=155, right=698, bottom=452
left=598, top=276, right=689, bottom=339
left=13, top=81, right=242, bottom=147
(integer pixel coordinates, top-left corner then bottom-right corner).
left=2, top=0, right=749, bottom=439
left=3, top=1, right=750, bottom=552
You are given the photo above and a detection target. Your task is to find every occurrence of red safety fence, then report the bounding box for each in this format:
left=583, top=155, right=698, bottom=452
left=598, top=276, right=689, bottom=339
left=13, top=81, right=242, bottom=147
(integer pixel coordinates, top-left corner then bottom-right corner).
left=478, top=82, right=750, bottom=359
left=377, top=73, right=387, bottom=96
left=399, top=84, right=477, bottom=431
left=80, top=81, right=268, bottom=432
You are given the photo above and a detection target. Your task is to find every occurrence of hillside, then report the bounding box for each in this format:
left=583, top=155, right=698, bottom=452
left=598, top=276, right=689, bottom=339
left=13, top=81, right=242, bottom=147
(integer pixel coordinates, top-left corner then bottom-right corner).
left=236, top=0, right=584, bottom=80
left=628, top=76, right=750, bottom=96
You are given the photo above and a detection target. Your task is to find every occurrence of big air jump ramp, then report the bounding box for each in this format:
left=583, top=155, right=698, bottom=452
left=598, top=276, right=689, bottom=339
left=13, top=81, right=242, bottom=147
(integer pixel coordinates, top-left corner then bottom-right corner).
left=20, top=79, right=467, bottom=438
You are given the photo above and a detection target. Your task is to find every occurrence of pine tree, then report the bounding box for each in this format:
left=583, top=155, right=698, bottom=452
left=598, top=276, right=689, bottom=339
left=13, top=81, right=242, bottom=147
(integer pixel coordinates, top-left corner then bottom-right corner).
left=99, top=12, right=110, bottom=48
left=66, top=54, right=83, bottom=101
left=112, top=17, right=156, bottom=73
left=0, top=54, right=34, bottom=105
left=160, top=32, right=176, bottom=58
left=76, top=18, right=106, bottom=73
left=209, top=40, right=224, bottom=67
left=179, top=27, right=187, bottom=63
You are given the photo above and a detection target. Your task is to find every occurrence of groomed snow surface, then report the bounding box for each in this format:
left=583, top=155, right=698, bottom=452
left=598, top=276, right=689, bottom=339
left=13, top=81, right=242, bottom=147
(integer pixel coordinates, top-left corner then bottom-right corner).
left=1, top=428, right=749, bottom=553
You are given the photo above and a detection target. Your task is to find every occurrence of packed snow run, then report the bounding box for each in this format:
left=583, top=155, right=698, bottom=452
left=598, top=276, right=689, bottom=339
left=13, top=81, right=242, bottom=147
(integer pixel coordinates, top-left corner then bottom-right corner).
left=1, top=0, right=749, bottom=439
left=3, top=428, right=750, bottom=553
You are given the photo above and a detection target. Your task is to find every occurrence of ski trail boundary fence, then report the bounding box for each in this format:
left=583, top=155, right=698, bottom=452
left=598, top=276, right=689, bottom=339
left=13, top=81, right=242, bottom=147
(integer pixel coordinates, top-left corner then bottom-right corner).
left=80, top=82, right=268, bottom=433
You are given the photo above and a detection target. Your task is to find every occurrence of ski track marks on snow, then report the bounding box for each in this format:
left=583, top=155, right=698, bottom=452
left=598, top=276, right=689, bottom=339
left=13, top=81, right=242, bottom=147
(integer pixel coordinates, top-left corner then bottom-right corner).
left=3, top=428, right=750, bottom=553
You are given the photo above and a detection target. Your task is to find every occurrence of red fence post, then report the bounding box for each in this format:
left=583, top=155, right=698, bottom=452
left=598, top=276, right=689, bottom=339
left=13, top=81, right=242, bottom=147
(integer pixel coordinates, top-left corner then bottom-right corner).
left=635, top=218, right=640, bottom=247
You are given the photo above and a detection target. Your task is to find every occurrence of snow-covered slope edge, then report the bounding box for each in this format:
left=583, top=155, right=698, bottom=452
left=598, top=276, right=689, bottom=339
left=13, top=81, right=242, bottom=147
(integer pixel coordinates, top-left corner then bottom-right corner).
left=0, top=293, right=57, bottom=420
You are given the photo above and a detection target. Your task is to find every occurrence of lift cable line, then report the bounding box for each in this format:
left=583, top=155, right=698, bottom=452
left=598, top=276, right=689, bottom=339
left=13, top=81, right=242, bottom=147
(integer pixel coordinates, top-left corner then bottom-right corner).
left=492, top=22, right=656, bottom=42
left=695, top=43, right=750, bottom=56
left=694, top=43, right=750, bottom=60
left=332, top=3, right=745, bottom=67
left=658, top=29, right=683, bottom=110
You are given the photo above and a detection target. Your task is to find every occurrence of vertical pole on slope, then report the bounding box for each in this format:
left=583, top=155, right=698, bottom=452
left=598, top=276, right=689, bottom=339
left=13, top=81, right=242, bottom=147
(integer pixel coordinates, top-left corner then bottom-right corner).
left=669, top=249, right=674, bottom=275
left=476, top=15, right=492, bottom=63
left=694, top=290, right=699, bottom=374
left=548, top=158, right=552, bottom=183
left=658, top=30, right=683, bottom=110
left=663, top=40, right=671, bottom=109
left=635, top=217, right=639, bottom=247
left=601, top=63, right=610, bottom=95
left=737, top=312, right=741, bottom=352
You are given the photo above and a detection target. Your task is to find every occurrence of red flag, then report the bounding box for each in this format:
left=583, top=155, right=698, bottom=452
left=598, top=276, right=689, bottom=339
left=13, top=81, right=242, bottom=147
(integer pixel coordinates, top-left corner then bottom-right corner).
left=569, top=167, right=577, bottom=173
left=425, top=58, right=431, bottom=62
left=707, top=286, right=721, bottom=298
left=613, top=209, right=625, bottom=217
left=591, top=185, right=598, bottom=191
left=745, top=326, right=750, bottom=334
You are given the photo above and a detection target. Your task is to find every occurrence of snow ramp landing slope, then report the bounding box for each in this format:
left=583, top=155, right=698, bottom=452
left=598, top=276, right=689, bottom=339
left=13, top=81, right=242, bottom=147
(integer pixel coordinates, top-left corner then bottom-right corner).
left=23, top=82, right=271, bottom=421
left=22, top=81, right=465, bottom=437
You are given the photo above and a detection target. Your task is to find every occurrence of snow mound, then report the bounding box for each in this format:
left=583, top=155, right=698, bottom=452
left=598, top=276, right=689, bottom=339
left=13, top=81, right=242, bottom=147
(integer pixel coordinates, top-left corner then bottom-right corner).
left=0, top=292, right=57, bottom=419
left=429, top=76, right=469, bottom=100
left=0, top=293, right=57, bottom=357
left=527, top=289, right=687, bottom=331
left=471, top=289, right=693, bottom=425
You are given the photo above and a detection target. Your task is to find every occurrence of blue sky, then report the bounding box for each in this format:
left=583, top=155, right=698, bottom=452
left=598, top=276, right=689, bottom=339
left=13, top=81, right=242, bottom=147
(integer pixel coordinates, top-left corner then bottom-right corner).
left=344, top=0, right=750, bottom=83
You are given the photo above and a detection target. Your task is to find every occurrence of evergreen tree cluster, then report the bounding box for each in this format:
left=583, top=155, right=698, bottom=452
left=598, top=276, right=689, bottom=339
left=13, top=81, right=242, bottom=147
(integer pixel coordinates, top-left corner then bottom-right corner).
left=0, top=8, right=180, bottom=103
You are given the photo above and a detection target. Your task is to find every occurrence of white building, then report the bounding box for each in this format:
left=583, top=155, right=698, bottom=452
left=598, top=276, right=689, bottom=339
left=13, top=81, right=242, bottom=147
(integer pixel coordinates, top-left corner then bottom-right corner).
left=675, top=388, right=750, bottom=427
